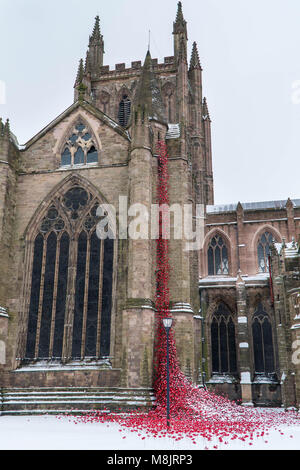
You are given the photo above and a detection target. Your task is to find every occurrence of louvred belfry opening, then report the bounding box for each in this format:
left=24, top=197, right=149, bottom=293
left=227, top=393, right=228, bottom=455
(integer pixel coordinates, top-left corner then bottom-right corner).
left=118, top=95, right=131, bottom=127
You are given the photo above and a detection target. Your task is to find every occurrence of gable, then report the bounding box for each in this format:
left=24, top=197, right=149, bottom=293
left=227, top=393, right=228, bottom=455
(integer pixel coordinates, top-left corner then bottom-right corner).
left=20, top=101, right=130, bottom=172
left=24, top=100, right=130, bottom=150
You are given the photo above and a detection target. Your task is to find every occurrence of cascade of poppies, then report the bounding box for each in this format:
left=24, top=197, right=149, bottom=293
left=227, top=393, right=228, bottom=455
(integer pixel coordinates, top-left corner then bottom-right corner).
left=154, top=140, right=192, bottom=413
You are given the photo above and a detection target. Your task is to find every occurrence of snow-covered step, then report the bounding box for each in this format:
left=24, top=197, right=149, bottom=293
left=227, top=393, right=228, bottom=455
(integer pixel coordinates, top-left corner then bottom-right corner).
left=0, top=387, right=155, bottom=415
left=2, top=387, right=152, bottom=393
left=0, top=409, right=113, bottom=416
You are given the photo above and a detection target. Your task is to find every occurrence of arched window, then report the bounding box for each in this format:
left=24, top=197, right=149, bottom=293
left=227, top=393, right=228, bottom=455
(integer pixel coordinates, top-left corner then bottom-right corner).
left=61, top=148, right=71, bottom=166
left=257, top=231, right=274, bottom=273
left=87, top=146, right=98, bottom=164
left=25, top=184, right=114, bottom=362
left=60, top=122, right=98, bottom=167
left=207, top=234, right=229, bottom=275
left=118, top=95, right=131, bottom=127
left=252, top=303, right=275, bottom=374
left=211, top=303, right=237, bottom=374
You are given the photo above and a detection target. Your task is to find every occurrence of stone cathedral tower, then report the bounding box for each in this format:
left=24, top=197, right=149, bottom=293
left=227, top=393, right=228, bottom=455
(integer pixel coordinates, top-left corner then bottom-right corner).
left=0, top=3, right=214, bottom=413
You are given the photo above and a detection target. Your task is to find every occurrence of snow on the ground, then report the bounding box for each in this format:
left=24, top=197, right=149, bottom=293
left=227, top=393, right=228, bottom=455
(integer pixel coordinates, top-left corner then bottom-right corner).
left=0, top=412, right=299, bottom=450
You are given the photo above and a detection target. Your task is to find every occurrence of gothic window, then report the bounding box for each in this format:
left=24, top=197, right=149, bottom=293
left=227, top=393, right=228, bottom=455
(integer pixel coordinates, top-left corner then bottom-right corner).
left=60, top=122, right=99, bottom=167
left=252, top=304, right=275, bottom=374
left=87, top=146, right=98, bottom=164
left=211, top=303, right=237, bottom=374
left=24, top=184, right=114, bottom=362
left=61, top=148, right=71, bottom=166
left=257, top=231, right=274, bottom=273
left=74, top=147, right=84, bottom=165
left=118, top=95, right=131, bottom=127
left=207, top=234, right=229, bottom=275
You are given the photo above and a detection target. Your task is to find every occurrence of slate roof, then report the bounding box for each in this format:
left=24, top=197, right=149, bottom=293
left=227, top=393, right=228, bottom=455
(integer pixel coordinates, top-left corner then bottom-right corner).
left=206, top=199, right=300, bottom=214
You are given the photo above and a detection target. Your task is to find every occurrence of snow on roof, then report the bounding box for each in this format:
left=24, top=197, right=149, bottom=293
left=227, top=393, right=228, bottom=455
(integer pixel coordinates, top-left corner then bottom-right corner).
left=274, top=240, right=299, bottom=258
left=207, top=199, right=300, bottom=214
left=199, top=273, right=270, bottom=286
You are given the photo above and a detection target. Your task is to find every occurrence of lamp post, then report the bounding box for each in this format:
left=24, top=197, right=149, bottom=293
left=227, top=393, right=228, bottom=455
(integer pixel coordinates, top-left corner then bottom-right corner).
left=163, top=317, right=173, bottom=429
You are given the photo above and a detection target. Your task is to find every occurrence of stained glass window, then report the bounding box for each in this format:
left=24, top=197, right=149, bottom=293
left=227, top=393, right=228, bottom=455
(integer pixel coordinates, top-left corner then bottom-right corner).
left=74, top=147, right=84, bottom=165
left=76, top=123, right=85, bottom=132
left=118, top=95, right=131, bottom=127
left=72, top=231, right=87, bottom=359
left=61, top=148, right=71, bottom=166
left=69, top=134, right=78, bottom=144
left=257, top=231, right=273, bottom=273
left=25, top=234, right=44, bottom=359
left=52, top=232, right=69, bottom=359
left=85, top=232, right=101, bottom=357
left=208, top=235, right=229, bottom=275
left=87, top=146, right=98, bottom=164
left=211, top=303, right=237, bottom=374
left=100, top=238, right=114, bottom=357
left=252, top=304, right=275, bottom=374
left=60, top=122, right=99, bottom=167
left=38, top=232, right=57, bottom=359
left=24, top=186, right=114, bottom=362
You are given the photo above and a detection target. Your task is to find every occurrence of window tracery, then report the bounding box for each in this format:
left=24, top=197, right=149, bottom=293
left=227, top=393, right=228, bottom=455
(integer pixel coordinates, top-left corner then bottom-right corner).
left=60, top=122, right=98, bottom=168
left=257, top=231, right=274, bottom=273
left=24, top=184, right=114, bottom=362
left=207, top=234, right=229, bottom=275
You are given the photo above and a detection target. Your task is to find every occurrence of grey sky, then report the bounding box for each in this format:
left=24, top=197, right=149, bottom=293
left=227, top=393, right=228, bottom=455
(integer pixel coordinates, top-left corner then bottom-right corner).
left=1, top=0, right=300, bottom=205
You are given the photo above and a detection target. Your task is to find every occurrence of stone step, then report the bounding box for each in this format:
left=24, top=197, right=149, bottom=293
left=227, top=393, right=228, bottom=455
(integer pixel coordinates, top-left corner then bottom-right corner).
left=2, top=387, right=151, bottom=393
left=0, top=387, right=156, bottom=415
left=2, top=396, right=156, bottom=403
left=1, top=410, right=108, bottom=416
left=3, top=390, right=149, bottom=398
left=1, top=401, right=152, bottom=412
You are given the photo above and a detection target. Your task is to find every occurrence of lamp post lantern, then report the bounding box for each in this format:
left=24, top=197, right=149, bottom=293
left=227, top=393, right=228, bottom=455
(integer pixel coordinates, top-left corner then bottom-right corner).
left=163, top=317, right=173, bottom=428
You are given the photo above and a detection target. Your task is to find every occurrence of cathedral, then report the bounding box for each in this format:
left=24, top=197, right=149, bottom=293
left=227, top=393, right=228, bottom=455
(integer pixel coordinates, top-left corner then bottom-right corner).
left=0, top=2, right=299, bottom=414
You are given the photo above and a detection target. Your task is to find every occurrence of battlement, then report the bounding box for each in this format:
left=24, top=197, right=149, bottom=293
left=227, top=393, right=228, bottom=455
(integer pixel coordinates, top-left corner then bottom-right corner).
left=97, top=56, right=176, bottom=79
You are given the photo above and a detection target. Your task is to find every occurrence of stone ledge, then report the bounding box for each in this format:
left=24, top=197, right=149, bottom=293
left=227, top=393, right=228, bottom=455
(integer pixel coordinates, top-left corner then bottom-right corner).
left=0, top=307, right=8, bottom=318
left=207, top=374, right=238, bottom=384
left=14, top=359, right=114, bottom=372
left=170, top=302, right=194, bottom=314
left=123, top=298, right=155, bottom=311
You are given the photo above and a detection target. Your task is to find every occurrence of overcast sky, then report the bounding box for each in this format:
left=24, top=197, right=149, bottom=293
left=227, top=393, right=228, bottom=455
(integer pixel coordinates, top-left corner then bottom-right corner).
left=1, top=0, right=300, bottom=205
